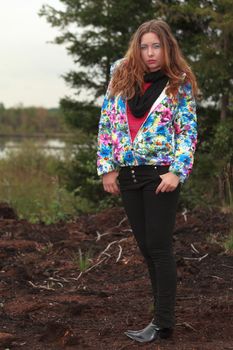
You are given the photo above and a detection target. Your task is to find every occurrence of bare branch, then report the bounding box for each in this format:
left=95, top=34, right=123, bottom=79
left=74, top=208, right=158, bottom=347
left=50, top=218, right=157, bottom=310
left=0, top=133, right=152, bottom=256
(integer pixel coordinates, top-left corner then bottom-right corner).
left=28, top=281, right=55, bottom=291
left=116, top=216, right=127, bottom=228
left=182, top=208, right=188, bottom=222
left=98, top=238, right=127, bottom=261
left=116, top=244, right=123, bottom=262
left=177, top=322, right=197, bottom=331
left=183, top=253, right=208, bottom=262
left=191, top=243, right=200, bottom=254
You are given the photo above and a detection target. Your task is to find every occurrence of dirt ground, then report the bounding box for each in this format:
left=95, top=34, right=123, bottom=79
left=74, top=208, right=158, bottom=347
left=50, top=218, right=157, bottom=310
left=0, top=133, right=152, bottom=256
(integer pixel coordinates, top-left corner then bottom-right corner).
left=0, top=203, right=232, bottom=350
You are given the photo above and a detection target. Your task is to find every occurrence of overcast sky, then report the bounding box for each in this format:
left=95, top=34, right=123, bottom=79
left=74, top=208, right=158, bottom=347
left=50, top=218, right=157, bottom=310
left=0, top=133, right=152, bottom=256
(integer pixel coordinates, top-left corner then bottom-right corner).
left=0, top=0, right=76, bottom=108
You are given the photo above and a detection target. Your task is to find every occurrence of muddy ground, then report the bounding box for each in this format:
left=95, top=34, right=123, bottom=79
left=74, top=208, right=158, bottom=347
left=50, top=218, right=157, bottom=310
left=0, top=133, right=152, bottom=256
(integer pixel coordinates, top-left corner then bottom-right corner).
left=0, top=203, right=232, bottom=350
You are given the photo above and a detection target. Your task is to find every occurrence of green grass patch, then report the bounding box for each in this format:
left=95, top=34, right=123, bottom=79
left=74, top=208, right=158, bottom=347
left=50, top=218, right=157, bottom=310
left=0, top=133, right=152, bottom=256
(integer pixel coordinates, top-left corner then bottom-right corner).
left=71, top=248, right=93, bottom=271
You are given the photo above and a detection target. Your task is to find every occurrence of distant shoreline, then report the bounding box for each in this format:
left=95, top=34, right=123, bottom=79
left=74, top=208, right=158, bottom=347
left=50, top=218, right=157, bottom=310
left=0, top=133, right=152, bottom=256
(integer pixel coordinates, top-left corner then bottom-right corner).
left=0, top=133, right=75, bottom=139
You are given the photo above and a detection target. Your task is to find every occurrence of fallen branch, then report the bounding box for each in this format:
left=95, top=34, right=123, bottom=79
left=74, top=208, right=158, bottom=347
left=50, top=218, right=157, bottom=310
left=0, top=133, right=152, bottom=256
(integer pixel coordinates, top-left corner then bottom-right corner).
left=183, top=253, right=208, bottom=262
left=191, top=243, right=199, bottom=254
left=95, top=217, right=127, bottom=242
left=98, top=238, right=127, bottom=261
left=48, top=277, right=69, bottom=284
left=116, top=244, right=123, bottom=262
left=177, top=322, right=197, bottom=331
left=68, top=257, right=108, bottom=282
left=85, top=257, right=108, bottom=273
left=210, top=275, right=225, bottom=281
left=28, top=281, right=55, bottom=291
left=96, top=230, right=112, bottom=241
left=222, top=264, right=233, bottom=269
left=181, top=208, right=188, bottom=222
left=116, top=216, right=127, bottom=228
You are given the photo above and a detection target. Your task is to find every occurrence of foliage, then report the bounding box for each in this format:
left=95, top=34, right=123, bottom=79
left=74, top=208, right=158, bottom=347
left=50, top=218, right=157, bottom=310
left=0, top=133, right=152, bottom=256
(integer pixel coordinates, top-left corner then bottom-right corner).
left=39, top=0, right=155, bottom=133
left=0, top=141, right=95, bottom=223
left=180, top=110, right=233, bottom=210
left=39, top=0, right=154, bottom=98
left=60, top=98, right=100, bottom=133
left=0, top=104, right=69, bottom=135
left=57, top=134, right=121, bottom=210
left=156, top=0, right=233, bottom=119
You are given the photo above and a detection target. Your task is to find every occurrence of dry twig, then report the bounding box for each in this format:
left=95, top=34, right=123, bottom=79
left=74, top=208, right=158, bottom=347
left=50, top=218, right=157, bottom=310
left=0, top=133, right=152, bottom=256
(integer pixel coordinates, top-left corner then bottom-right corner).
left=98, top=238, right=127, bottom=261
left=182, top=208, right=188, bottom=222
left=116, top=244, right=123, bottom=262
left=177, top=321, right=197, bottom=331
left=191, top=243, right=199, bottom=254
left=183, top=253, right=208, bottom=262
left=96, top=230, right=111, bottom=241
left=210, top=275, right=225, bottom=281
left=222, top=264, right=233, bottom=269
left=28, top=281, right=55, bottom=291
left=116, top=216, right=127, bottom=228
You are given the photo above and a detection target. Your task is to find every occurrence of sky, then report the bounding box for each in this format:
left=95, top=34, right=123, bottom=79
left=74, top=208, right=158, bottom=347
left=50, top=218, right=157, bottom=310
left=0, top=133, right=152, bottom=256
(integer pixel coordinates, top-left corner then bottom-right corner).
left=0, top=0, right=77, bottom=108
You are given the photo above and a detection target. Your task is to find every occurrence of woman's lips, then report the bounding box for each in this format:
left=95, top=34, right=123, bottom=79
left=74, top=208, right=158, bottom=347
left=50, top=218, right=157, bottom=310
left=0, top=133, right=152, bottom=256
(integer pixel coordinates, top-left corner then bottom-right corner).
left=147, top=60, right=157, bottom=64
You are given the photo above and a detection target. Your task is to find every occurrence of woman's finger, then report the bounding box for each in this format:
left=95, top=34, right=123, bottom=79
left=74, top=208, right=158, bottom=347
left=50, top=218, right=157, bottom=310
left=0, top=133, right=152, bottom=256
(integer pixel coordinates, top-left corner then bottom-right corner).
left=156, top=181, right=167, bottom=194
left=112, top=182, right=120, bottom=194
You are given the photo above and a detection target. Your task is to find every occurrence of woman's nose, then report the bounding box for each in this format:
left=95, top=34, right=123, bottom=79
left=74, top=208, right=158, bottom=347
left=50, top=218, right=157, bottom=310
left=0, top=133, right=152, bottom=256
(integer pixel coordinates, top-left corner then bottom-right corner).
left=148, top=47, right=154, bottom=57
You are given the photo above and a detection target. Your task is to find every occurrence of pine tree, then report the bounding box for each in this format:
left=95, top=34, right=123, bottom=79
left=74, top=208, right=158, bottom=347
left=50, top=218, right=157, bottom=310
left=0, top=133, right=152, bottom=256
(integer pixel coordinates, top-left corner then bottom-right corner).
left=156, top=0, right=233, bottom=120
left=40, top=0, right=154, bottom=105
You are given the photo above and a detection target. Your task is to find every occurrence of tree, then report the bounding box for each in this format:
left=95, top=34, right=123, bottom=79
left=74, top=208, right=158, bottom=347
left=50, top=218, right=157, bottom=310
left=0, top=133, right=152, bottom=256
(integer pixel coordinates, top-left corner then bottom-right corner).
left=155, top=0, right=233, bottom=120
left=40, top=0, right=155, bottom=132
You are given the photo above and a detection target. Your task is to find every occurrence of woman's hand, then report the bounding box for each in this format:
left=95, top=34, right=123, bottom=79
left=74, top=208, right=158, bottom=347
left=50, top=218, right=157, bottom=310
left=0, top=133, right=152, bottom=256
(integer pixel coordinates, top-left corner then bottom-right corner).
left=102, top=170, right=120, bottom=195
left=155, top=172, right=180, bottom=195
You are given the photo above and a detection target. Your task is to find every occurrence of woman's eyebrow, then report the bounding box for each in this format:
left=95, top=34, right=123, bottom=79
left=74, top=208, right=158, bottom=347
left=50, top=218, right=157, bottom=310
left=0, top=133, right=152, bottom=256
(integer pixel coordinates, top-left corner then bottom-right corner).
left=140, top=42, right=160, bottom=45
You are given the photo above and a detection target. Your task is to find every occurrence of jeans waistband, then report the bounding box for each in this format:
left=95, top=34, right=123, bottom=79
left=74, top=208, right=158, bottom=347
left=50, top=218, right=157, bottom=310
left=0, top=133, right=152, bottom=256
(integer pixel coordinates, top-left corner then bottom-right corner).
left=119, top=164, right=170, bottom=172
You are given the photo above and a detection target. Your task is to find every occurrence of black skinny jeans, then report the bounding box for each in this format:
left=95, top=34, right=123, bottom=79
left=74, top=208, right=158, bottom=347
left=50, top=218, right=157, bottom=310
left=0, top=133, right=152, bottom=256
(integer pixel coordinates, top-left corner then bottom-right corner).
left=118, top=164, right=181, bottom=328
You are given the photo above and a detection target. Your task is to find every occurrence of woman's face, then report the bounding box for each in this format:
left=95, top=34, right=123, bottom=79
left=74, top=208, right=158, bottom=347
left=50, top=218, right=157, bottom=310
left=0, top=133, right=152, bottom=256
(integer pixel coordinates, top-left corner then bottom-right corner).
left=140, top=32, right=163, bottom=72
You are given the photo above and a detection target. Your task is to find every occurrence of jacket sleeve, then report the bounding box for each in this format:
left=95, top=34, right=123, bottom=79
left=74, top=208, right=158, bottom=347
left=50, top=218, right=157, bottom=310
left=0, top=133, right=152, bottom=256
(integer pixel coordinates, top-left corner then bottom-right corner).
left=169, top=82, right=198, bottom=183
left=96, top=91, right=116, bottom=176
left=97, top=59, right=124, bottom=176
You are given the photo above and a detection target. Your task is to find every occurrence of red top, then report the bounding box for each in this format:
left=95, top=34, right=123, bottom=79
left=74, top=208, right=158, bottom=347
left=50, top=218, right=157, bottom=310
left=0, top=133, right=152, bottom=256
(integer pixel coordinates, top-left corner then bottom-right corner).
left=127, top=82, right=152, bottom=142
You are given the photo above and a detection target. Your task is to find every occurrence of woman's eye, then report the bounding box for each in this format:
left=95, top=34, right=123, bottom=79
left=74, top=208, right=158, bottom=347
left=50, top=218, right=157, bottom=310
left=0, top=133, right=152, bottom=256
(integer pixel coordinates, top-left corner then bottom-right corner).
left=152, top=44, right=161, bottom=49
left=140, top=45, right=147, bottom=50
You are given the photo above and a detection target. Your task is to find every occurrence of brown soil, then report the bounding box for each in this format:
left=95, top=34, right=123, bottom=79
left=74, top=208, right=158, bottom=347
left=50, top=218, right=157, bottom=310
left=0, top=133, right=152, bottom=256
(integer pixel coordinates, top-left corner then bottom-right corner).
left=0, top=203, right=232, bottom=350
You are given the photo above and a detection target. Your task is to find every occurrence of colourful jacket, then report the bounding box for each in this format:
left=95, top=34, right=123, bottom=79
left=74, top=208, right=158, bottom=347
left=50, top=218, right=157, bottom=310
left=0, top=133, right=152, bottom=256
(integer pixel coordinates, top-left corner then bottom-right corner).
left=97, top=61, right=197, bottom=183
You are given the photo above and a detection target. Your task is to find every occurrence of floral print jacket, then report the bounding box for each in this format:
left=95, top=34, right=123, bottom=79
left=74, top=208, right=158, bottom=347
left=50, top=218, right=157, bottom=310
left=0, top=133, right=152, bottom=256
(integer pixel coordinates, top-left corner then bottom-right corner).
left=97, top=61, right=197, bottom=183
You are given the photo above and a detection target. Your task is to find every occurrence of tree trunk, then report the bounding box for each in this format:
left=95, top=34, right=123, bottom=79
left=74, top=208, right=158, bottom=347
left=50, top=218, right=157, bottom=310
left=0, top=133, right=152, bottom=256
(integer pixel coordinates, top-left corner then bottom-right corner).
left=220, top=94, right=229, bottom=121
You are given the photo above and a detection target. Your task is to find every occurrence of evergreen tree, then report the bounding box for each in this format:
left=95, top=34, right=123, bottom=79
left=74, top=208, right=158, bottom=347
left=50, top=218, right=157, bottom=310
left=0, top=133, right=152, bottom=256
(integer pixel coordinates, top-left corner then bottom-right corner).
left=40, top=0, right=155, bottom=132
left=156, top=0, right=233, bottom=120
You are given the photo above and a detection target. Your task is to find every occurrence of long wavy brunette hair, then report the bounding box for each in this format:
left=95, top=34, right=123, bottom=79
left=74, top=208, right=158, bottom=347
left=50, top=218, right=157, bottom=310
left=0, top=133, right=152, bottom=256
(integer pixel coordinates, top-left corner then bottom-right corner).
left=109, top=20, right=198, bottom=99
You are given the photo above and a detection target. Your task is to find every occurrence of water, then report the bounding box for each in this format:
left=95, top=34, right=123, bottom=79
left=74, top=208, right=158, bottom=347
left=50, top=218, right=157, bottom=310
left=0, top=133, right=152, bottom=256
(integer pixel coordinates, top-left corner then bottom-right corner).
left=0, top=136, right=75, bottom=159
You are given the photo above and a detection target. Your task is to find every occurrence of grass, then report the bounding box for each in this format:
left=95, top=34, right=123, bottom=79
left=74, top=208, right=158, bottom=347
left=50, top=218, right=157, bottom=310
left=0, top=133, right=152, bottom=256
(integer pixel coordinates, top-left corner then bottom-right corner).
left=0, top=140, right=90, bottom=223
left=223, top=230, right=233, bottom=252
left=72, top=248, right=93, bottom=271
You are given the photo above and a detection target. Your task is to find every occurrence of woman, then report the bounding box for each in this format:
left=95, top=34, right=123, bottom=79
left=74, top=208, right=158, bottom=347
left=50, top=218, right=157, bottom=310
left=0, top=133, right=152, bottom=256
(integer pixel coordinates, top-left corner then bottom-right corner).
left=97, top=19, right=197, bottom=343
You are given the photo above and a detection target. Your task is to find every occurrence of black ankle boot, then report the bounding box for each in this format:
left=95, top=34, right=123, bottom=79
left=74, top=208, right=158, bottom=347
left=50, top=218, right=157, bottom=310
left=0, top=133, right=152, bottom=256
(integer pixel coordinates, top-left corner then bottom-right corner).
left=124, top=320, right=173, bottom=343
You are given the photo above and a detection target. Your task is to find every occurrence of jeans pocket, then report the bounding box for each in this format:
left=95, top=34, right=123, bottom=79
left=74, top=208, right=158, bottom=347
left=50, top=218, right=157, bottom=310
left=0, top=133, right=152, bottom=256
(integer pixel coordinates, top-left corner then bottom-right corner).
left=154, top=165, right=170, bottom=178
